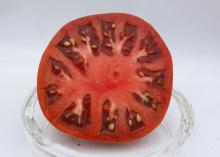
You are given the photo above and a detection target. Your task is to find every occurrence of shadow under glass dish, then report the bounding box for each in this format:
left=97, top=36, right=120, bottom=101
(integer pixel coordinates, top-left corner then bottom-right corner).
left=22, top=88, right=194, bottom=157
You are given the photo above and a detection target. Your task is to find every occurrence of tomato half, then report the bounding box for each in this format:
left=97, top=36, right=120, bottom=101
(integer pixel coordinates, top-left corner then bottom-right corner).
left=37, top=13, right=173, bottom=142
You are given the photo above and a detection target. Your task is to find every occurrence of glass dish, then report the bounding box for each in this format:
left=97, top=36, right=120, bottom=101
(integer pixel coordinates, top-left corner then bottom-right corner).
left=22, top=88, right=194, bottom=157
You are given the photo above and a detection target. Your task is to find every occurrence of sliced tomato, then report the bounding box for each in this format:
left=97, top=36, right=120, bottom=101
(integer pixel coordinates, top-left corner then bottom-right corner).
left=37, top=13, right=173, bottom=142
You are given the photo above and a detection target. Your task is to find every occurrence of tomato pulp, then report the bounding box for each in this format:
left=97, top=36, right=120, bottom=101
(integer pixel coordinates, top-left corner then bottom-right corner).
left=37, top=13, right=173, bottom=142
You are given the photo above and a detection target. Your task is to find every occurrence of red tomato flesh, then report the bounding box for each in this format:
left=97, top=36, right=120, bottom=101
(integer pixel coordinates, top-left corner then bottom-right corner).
left=37, top=13, right=173, bottom=142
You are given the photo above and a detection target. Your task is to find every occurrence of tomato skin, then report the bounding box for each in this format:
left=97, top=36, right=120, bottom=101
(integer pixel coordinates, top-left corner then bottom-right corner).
left=37, top=13, right=173, bottom=142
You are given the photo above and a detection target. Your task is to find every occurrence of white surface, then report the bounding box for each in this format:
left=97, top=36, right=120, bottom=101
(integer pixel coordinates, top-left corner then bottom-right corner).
left=0, top=0, right=219, bottom=156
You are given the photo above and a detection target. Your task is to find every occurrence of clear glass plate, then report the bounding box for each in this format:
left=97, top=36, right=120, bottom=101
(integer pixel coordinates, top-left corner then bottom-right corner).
left=22, top=88, right=194, bottom=157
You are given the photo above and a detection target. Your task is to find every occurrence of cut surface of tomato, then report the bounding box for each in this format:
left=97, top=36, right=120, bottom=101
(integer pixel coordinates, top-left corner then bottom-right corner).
left=37, top=13, right=173, bottom=142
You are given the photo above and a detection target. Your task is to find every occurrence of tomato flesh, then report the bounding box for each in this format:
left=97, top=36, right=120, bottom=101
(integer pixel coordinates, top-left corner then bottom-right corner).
left=37, top=13, right=173, bottom=142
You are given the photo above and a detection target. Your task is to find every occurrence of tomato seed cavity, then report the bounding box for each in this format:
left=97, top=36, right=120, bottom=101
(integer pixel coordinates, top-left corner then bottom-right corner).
left=45, top=85, right=62, bottom=104
left=101, top=100, right=118, bottom=132
left=126, top=109, right=145, bottom=131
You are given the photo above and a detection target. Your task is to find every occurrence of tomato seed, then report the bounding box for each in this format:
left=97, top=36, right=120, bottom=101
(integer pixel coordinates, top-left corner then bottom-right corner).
left=128, top=120, right=133, bottom=126
left=108, top=123, right=115, bottom=131
left=111, top=23, right=116, bottom=29
left=103, top=32, right=109, bottom=37
left=69, top=38, right=76, bottom=46
left=112, top=115, right=118, bottom=120
left=64, top=40, right=71, bottom=46
left=82, top=30, right=88, bottom=36
left=136, top=114, right=142, bottom=122
left=151, top=103, right=158, bottom=110
left=91, top=44, right=98, bottom=49
left=81, top=37, right=87, bottom=42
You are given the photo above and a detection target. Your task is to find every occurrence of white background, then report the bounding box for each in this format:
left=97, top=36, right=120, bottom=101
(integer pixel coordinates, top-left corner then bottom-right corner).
left=0, top=0, right=220, bottom=156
